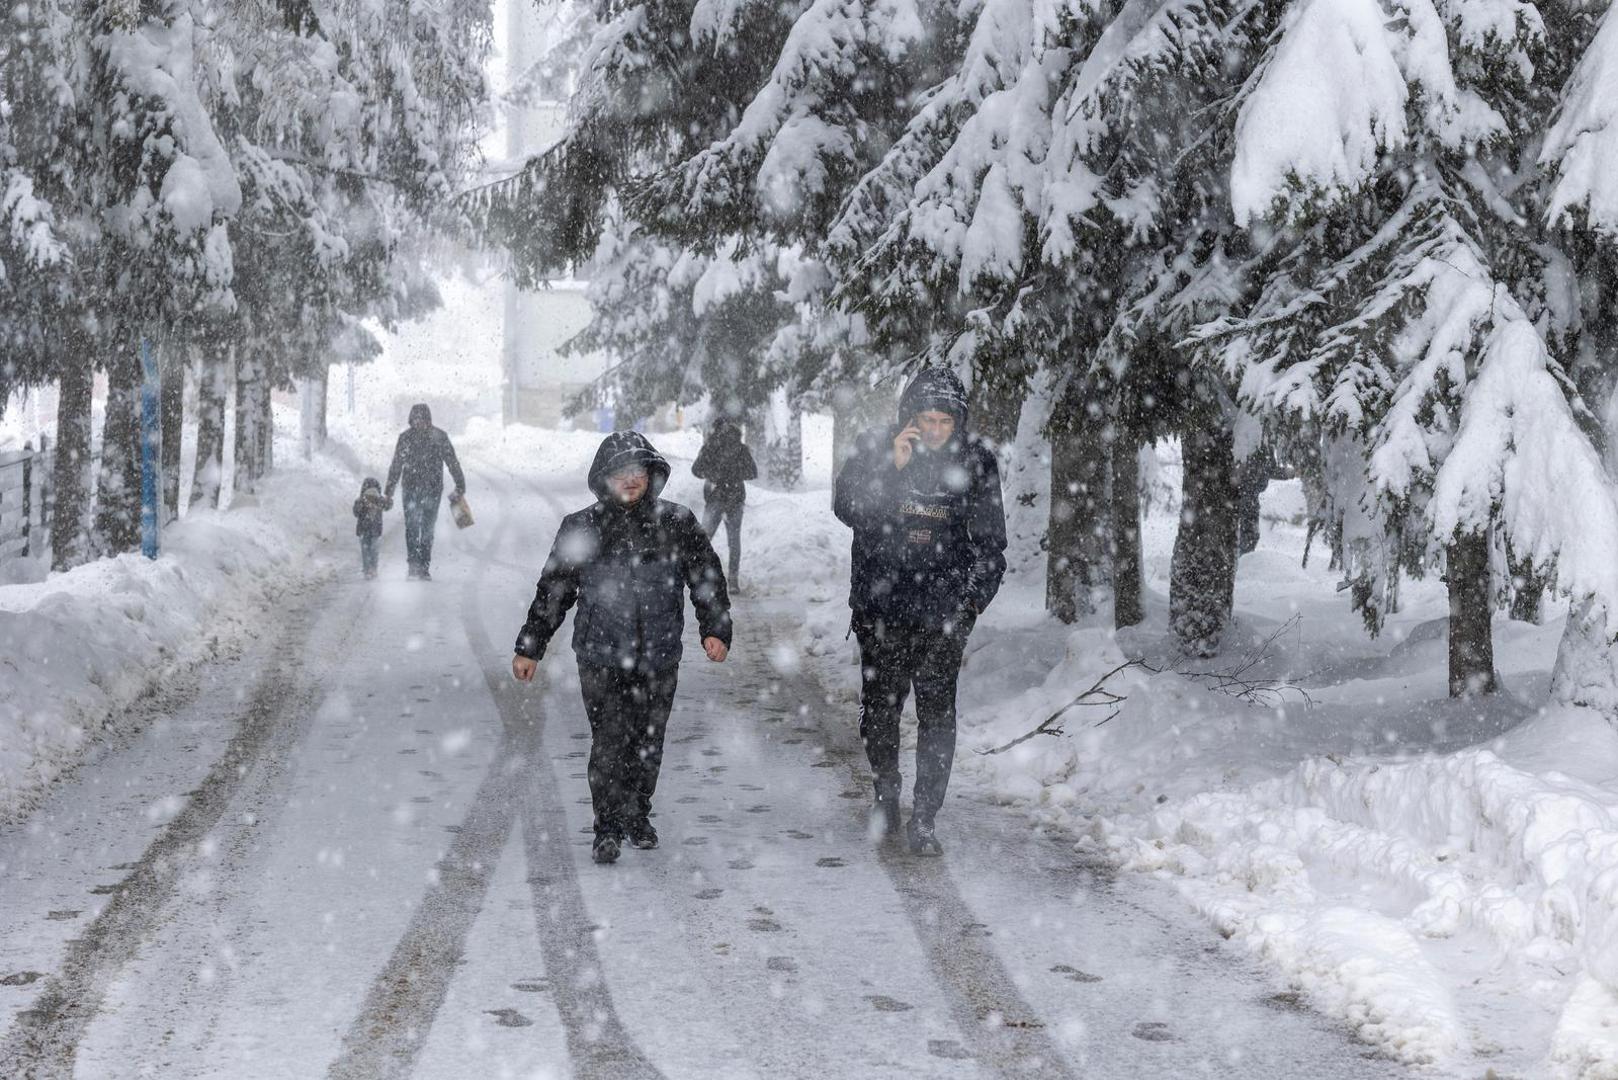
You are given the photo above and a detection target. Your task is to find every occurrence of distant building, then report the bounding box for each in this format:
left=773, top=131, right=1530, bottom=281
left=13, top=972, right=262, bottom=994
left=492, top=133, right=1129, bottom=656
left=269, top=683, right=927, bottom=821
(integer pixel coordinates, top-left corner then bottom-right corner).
left=501, top=3, right=609, bottom=428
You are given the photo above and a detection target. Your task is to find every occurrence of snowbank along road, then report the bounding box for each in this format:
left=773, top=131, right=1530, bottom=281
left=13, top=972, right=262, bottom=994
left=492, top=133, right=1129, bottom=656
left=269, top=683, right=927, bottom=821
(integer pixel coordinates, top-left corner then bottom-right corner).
left=0, top=461, right=1411, bottom=1079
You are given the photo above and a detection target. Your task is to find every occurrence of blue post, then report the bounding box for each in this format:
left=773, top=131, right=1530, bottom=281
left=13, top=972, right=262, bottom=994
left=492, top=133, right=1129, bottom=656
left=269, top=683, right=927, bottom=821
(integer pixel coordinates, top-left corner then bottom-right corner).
left=140, top=338, right=161, bottom=559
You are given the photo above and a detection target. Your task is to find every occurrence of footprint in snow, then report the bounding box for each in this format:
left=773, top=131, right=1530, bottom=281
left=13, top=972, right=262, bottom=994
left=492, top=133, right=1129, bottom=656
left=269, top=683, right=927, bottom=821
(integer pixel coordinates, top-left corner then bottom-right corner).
left=1132, top=1022, right=1174, bottom=1042
left=863, top=995, right=912, bottom=1013
left=1050, top=964, right=1102, bottom=983
left=487, top=1008, right=533, bottom=1028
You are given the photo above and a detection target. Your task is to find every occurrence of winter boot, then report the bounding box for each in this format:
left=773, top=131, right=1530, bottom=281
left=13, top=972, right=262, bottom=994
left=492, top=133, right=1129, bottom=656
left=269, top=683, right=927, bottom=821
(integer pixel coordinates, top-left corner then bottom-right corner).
left=870, top=774, right=902, bottom=840
left=626, top=819, right=659, bottom=850
left=906, top=817, right=942, bottom=857
left=592, top=834, right=622, bottom=864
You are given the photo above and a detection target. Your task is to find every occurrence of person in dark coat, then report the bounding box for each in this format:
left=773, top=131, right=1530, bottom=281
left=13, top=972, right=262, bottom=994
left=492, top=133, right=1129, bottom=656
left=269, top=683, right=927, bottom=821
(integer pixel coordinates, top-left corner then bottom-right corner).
left=511, top=432, right=733, bottom=865
left=353, top=477, right=387, bottom=580
left=384, top=403, right=466, bottom=580
left=690, top=417, right=758, bottom=587
left=834, top=368, right=1007, bottom=856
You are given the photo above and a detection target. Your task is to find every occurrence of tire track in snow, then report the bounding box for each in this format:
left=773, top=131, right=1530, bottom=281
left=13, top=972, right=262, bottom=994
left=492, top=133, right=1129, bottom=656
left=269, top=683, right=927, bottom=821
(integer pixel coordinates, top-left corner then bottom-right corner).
left=746, top=604, right=1080, bottom=1080
left=0, top=575, right=366, bottom=1080
left=326, top=513, right=533, bottom=1080
left=460, top=488, right=666, bottom=1080
left=330, top=471, right=662, bottom=1080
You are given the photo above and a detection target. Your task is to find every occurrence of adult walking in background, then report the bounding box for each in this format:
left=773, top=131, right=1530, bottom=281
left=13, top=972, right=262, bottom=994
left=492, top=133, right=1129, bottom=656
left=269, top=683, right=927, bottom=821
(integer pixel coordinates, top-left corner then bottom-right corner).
left=384, top=403, right=466, bottom=580
left=512, top=432, right=732, bottom=865
left=833, top=368, right=1007, bottom=856
left=691, top=417, right=757, bottom=589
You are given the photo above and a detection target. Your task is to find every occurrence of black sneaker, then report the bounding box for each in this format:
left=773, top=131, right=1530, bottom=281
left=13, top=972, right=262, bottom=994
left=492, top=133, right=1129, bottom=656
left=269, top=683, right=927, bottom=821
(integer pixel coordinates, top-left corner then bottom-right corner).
left=906, top=818, right=942, bottom=857
left=592, top=835, right=621, bottom=864
left=626, top=820, right=659, bottom=850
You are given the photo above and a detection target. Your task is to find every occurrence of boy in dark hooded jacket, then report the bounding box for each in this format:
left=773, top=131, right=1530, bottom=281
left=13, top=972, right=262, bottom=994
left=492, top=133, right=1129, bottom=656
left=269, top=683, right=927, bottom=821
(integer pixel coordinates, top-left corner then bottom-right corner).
left=353, top=477, right=387, bottom=579
left=512, top=432, right=733, bottom=865
left=690, top=418, right=758, bottom=587
left=834, top=368, right=1007, bottom=855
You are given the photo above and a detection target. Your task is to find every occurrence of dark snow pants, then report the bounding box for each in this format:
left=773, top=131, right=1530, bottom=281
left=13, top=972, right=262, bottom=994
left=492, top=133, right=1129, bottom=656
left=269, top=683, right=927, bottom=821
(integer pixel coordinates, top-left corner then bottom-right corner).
left=402, top=489, right=440, bottom=571
left=701, top=501, right=744, bottom=584
left=577, top=663, right=679, bottom=838
left=853, top=616, right=971, bottom=824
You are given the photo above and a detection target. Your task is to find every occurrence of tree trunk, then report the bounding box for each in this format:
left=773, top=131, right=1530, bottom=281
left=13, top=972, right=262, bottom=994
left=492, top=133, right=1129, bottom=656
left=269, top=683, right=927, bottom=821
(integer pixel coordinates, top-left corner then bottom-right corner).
left=161, top=344, right=185, bottom=522
left=51, top=350, right=94, bottom=571
left=1552, top=597, right=1618, bottom=716
left=234, top=351, right=258, bottom=497
left=192, top=347, right=228, bottom=509
left=257, top=368, right=274, bottom=474
left=760, top=387, right=802, bottom=489
left=314, top=364, right=329, bottom=445
left=95, top=341, right=142, bottom=554
left=966, top=366, right=1027, bottom=447
left=1235, top=446, right=1272, bottom=556
left=831, top=379, right=893, bottom=475
left=1170, top=421, right=1239, bottom=656
left=1046, top=408, right=1109, bottom=624
left=1507, top=545, right=1547, bottom=624
left=1111, top=439, right=1143, bottom=629
left=1447, top=529, right=1497, bottom=697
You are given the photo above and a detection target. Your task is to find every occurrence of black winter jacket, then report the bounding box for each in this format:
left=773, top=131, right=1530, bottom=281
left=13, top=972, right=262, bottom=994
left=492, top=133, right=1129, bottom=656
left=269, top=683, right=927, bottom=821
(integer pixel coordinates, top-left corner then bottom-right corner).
left=691, top=426, right=758, bottom=507
left=515, top=432, right=733, bottom=673
left=833, top=426, right=1007, bottom=629
left=386, top=404, right=466, bottom=499
left=353, top=492, right=386, bottom=538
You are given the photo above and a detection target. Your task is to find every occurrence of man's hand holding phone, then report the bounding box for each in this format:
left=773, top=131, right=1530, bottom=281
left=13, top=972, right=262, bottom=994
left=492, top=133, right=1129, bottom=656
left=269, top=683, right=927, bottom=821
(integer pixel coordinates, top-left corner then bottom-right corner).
left=893, top=421, right=922, bottom=470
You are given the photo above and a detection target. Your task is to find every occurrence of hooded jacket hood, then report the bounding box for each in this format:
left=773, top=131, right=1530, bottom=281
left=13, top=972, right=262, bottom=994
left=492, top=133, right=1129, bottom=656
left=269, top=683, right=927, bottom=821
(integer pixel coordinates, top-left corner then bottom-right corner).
left=409, top=403, right=433, bottom=427
left=898, top=368, right=969, bottom=429
left=588, top=431, right=671, bottom=502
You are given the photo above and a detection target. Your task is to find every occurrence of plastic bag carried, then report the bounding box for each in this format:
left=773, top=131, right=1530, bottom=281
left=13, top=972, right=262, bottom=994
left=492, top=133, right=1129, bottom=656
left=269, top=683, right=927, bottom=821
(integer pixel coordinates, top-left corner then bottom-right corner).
left=449, top=492, right=475, bottom=529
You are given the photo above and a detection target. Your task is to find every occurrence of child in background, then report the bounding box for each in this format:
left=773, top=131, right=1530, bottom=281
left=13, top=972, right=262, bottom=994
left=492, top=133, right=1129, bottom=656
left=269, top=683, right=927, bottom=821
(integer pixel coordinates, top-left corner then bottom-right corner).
left=353, top=477, right=388, bottom=579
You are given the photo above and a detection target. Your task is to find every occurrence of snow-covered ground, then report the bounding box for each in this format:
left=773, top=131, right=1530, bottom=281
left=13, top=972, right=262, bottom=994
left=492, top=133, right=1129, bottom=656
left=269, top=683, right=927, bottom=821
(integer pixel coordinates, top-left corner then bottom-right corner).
left=734, top=440, right=1618, bottom=1078
left=0, top=422, right=358, bottom=823
left=7, top=357, right=1618, bottom=1077
left=0, top=414, right=1402, bottom=1079
left=457, top=408, right=1618, bottom=1075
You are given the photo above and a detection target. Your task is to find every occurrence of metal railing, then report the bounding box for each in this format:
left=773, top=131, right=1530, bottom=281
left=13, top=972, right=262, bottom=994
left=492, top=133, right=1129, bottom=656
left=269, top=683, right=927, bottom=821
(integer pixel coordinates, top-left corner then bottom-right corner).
left=0, top=437, right=50, bottom=562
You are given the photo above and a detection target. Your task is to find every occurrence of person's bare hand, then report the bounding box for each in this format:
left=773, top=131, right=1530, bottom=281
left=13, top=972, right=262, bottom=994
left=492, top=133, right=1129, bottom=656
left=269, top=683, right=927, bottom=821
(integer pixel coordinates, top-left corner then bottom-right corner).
left=893, top=424, right=922, bottom=470
left=512, top=655, right=537, bottom=682
left=703, top=637, right=728, bottom=662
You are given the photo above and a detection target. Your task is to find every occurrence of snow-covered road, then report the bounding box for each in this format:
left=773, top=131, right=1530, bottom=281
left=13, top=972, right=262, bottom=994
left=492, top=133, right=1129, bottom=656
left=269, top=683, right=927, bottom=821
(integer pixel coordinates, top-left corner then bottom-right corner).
left=0, top=464, right=1408, bottom=1079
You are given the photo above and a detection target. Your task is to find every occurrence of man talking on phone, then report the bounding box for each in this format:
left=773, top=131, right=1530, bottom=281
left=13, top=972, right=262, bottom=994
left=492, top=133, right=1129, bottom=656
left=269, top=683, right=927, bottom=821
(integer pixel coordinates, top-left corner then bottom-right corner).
left=833, top=368, right=1007, bottom=855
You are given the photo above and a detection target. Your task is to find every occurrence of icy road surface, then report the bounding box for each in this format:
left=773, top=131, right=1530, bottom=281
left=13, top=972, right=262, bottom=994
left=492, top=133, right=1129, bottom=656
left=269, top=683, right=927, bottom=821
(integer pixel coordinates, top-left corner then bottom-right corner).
left=0, top=467, right=1408, bottom=1079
